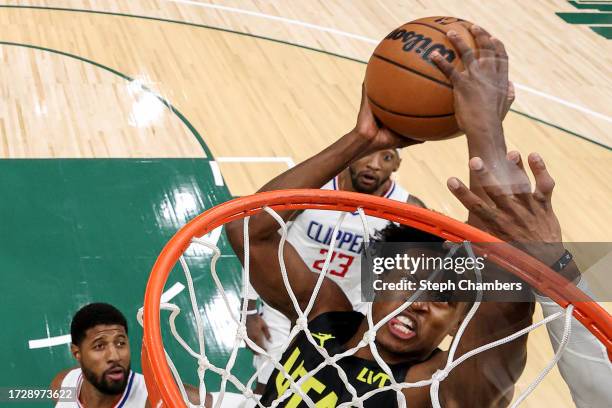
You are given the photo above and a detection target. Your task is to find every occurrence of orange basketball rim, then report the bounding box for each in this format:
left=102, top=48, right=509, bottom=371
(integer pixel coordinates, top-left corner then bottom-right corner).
left=142, top=189, right=612, bottom=407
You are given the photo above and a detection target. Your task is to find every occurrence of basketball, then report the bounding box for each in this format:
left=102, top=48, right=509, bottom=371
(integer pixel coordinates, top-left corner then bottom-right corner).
left=365, top=16, right=478, bottom=141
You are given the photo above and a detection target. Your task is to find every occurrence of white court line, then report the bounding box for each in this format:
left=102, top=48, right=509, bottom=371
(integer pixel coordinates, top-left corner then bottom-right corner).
left=161, top=282, right=186, bottom=303
left=514, top=83, right=612, bottom=124
left=169, top=0, right=377, bottom=43
left=28, top=334, right=71, bottom=349
left=216, top=156, right=295, bottom=168
left=168, top=0, right=612, bottom=126
left=28, top=283, right=186, bottom=349
left=209, top=160, right=224, bottom=186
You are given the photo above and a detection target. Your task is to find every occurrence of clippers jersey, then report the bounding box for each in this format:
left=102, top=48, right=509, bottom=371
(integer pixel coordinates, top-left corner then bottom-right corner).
left=260, top=311, right=414, bottom=407
left=55, top=369, right=147, bottom=408
left=287, top=176, right=409, bottom=313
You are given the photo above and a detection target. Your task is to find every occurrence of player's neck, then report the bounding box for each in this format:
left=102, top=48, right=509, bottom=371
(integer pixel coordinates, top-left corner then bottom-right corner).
left=337, top=169, right=392, bottom=197
left=79, top=380, right=122, bottom=408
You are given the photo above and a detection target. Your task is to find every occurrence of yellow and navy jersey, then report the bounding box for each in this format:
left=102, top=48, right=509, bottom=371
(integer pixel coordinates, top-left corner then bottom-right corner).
left=260, top=311, right=415, bottom=407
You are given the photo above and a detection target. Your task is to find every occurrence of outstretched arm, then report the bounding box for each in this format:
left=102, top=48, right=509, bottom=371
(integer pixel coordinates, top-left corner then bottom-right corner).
left=431, top=26, right=573, bottom=406
left=226, top=90, right=420, bottom=321
left=433, top=25, right=515, bottom=230
left=443, top=152, right=569, bottom=406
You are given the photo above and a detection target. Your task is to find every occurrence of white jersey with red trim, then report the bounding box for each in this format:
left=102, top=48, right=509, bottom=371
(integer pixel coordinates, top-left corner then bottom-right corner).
left=286, top=176, right=409, bottom=313
left=55, top=368, right=147, bottom=408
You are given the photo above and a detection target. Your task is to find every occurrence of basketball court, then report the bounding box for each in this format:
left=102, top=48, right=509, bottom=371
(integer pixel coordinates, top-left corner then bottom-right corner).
left=0, top=1, right=610, bottom=407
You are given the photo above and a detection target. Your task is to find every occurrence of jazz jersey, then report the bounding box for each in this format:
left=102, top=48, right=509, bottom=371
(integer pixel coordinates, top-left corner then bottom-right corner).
left=260, top=311, right=417, bottom=407
left=287, top=176, right=409, bottom=312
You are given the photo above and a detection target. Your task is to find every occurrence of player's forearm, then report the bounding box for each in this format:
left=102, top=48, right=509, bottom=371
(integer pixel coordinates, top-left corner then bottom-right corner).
left=258, top=130, right=369, bottom=193
left=464, top=117, right=508, bottom=204
left=536, top=280, right=612, bottom=407
left=465, top=118, right=507, bottom=164
left=248, top=130, right=371, bottom=239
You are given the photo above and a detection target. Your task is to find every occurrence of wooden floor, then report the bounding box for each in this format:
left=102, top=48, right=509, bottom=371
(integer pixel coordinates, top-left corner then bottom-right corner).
left=1, top=1, right=610, bottom=406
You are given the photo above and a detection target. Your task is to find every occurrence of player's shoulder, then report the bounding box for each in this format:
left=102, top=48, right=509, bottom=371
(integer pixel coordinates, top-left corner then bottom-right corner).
left=128, top=371, right=147, bottom=393
left=50, top=367, right=80, bottom=403
left=406, top=194, right=426, bottom=208
left=309, top=310, right=364, bottom=337
left=386, top=179, right=409, bottom=202
left=391, top=180, right=426, bottom=208
left=131, top=371, right=147, bottom=391
left=124, top=371, right=149, bottom=403
left=50, top=367, right=79, bottom=392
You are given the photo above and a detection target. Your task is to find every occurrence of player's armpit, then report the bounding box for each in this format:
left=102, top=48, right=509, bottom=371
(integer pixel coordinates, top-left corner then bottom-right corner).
left=406, top=195, right=426, bottom=208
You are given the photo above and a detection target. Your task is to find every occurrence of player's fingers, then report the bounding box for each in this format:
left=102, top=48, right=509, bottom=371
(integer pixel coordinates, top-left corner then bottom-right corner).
left=471, top=23, right=493, bottom=38
left=471, top=25, right=496, bottom=56
left=491, top=37, right=509, bottom=80
left=528, top=153, right=555, bottom=203
left=502, top=81, right=515, bottom=120
left=506, top=150, right=527, bottom=177
left=431, top=51, right=461, bottom=83
left=469, top=157, right=516, bottom=208
left=506, top=151, right=533, bottom=199
left=359, top=82, right=370, bottom=113
left=447, top=177, right=497, bottom=222
left=446, top=30, right=476, bottom=68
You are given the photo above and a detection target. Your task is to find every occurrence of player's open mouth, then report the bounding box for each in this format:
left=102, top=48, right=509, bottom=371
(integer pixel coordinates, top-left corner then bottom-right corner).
left=359, top=172, right=378, bottom=186
left=388, top=316, right=416, bottom=340
left=105, top=367, right=125, bottom=382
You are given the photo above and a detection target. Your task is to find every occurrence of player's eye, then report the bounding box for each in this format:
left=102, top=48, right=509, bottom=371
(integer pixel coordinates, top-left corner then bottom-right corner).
left=93, top=343, right=105, bottom=350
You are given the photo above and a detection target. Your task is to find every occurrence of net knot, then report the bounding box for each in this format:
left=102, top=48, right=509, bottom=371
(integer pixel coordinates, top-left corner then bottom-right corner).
left=295, top=317, right=307, bottom=329
left=362, top=330, right=375, bottom=344
left=432, top=369, right=448, bottom=383
left=243, top=388, right=254, bottom=399
left=236, top=325, right=247, bottom=341
left=197, top=356, right=210, bottom=371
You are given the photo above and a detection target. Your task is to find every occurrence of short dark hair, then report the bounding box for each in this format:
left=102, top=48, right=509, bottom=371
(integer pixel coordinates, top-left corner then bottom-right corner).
left=375, top=223, right=445, bottom=244
left=71, top=303, right=128, bottom=346
left=371, top=223, right=459, bottom=302
left=371, top=223, right=446, bottom=261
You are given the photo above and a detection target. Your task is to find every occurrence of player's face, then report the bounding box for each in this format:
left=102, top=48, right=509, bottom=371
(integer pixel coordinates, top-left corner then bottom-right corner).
left=372, top=298, right=465, bottom=359
left=371, top=251, right=466, bottom=360
left=348, top=149, right=400, bottom=193
left=72, top=324, right=131, bottom=395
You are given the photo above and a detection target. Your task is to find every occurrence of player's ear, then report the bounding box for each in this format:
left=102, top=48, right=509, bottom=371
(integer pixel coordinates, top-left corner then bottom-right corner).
left=71, top=344, right=81, bottom=362
left=393, top=157, right=401, bottom=172
left=448, top=321, right=459, bottom=337
left=448, top=303, right=467, bottom=337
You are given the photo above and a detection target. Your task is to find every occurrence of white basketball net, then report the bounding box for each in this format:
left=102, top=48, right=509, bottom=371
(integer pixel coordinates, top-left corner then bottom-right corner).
left=138, top=206, right=575, bottom=408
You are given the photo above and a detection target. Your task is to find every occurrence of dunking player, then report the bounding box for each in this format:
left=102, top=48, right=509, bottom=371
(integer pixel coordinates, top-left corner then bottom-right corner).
left=247, top=147, right=426, bottom=393
left=228, top=26, right=611, bottom=407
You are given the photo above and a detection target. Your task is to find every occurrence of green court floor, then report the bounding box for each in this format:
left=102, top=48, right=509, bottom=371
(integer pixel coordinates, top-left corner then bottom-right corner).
left=0, top=158, right=253, bottom=401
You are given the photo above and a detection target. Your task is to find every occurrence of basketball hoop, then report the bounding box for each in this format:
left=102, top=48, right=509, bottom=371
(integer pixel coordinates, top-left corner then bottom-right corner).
left=141, top=189, right=612, bottom=407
